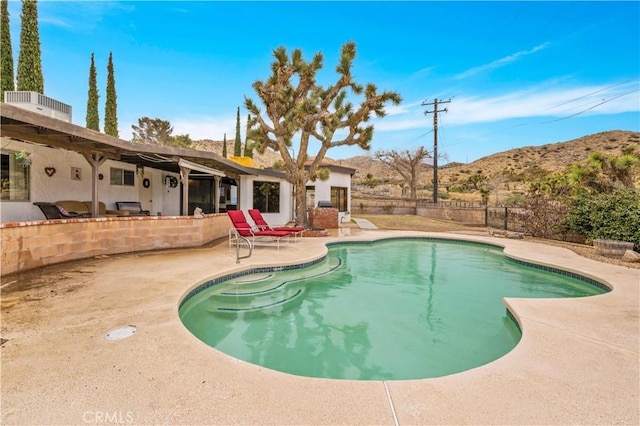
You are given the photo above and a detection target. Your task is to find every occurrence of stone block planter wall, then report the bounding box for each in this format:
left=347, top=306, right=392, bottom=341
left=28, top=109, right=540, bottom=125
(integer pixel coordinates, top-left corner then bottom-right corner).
left=593, top=239, right=635, bottom=258
left=1, top=214, right=230, bottom=276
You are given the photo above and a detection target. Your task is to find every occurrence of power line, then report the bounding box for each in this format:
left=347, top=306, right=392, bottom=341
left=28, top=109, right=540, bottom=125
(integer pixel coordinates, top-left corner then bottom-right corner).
left=482, top=87, right=639, bottom=137
left=537, top=89, right=639, bottom=124
left=549, top=79, right=636, bottom=110
left=422, top=98, right=451, bottom=203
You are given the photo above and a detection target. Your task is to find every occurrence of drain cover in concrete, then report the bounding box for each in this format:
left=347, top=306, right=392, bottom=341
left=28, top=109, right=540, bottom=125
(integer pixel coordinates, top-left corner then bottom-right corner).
left=105, top=325, right=137, bottom=341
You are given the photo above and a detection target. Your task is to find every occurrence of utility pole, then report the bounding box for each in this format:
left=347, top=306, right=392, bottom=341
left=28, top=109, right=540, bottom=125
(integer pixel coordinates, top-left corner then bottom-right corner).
left=422, top=98, right=450, bottom=203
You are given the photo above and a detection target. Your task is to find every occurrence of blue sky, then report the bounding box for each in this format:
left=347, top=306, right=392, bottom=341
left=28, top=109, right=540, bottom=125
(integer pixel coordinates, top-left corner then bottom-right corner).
left=6, top=1, right=640, bottom=163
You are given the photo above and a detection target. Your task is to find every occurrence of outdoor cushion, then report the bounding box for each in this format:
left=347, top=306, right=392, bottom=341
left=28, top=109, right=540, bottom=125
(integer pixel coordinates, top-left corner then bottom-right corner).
left=56, top=200, right=90, bottom=215
left=248, top=209, right=305, bottom=233
left=116, top=201, right=150, bottom=216
left=228, top=210, right=290, bottom=238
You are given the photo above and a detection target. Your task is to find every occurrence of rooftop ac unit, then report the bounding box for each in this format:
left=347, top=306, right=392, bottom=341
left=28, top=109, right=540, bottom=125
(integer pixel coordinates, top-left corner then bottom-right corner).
left=4, top=91, right=72, bottom=123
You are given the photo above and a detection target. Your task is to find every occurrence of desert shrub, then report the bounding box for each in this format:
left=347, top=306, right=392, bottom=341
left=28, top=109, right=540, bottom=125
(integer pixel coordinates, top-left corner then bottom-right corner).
left=382, top=204, right=395, bottom=214
left=523, top=194, right=569, bottom=239
left=505, top=193, right=525, bottom=207
left=564, top=189, right=640, bottom=249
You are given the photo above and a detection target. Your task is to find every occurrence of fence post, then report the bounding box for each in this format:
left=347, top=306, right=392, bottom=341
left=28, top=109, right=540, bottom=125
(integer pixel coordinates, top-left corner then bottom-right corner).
left=504, top=206, right=508, bottom=230
left=484, top=203, right=488, bottom=227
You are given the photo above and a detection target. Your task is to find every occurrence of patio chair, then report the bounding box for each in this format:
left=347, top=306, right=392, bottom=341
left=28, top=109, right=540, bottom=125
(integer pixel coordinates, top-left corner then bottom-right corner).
left=227, top=210, right=291, bottom=250
left=248, top=209, right=305, bottom=241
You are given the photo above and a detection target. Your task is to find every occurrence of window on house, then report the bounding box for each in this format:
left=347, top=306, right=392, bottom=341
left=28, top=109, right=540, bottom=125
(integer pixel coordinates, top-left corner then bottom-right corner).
left=306, top=185, right=315, bottom=208
left=331, top=186, right=348, bottom=211
left=1, top=151, right=30, bottom=201
left=253, top=181, right=280, bottom=213
left=110, top=167, right=135, bottom=186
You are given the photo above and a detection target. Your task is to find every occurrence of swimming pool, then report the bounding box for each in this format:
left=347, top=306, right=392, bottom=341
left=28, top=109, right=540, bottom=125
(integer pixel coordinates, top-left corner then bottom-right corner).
left=179, top=238, right=608, bottom=380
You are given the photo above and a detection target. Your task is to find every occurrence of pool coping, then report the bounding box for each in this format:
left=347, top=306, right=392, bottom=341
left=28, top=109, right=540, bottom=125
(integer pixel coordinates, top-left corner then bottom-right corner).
left=1, top=230, right=638, bottom=425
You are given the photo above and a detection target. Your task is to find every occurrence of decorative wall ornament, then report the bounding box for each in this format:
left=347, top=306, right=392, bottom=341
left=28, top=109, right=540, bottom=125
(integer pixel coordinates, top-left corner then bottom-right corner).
left=44, top=167, right=56, bottom=177
left=142, top=178, right=151, bottom=188
left=165, top=176, right=178, bottom=188
left=71, top=167, right=82, bottom=181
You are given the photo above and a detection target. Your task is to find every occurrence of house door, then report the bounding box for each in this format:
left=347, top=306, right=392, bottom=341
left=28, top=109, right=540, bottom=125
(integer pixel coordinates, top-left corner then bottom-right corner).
left=188, top=178, right=215, bottom=214
left=138, top=171, right=153, bottom=214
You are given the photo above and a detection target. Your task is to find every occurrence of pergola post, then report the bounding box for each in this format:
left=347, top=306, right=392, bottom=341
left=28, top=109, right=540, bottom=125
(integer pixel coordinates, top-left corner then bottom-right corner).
left=179, top=165, right=191, bottom=216
left=82, top=152, right=107, bottom=217
left=214, top=175, right=221, bottom=213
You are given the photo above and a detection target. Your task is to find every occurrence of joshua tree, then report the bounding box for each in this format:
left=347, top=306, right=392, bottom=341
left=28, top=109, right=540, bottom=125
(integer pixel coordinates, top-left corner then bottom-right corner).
left=245, top=42, right=401, bottom=225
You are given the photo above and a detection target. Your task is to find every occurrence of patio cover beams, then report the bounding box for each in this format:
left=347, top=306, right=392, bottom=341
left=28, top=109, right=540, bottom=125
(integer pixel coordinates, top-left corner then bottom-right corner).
left=0, top=102, right=255, bottom=216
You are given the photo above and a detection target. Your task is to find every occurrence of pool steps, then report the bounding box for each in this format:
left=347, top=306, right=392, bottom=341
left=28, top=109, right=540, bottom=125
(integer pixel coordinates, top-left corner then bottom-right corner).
left=204, top=256, right=342, bottom=313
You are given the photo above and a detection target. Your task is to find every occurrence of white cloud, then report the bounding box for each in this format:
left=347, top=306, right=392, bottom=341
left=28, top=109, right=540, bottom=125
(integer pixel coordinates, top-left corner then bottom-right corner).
left=39, top=1, right=135, bottom=33
left=372, top=80, right=640, bottom=131
left=454, top=43, right=551, bottom=80
left=447, top=83, right=639, bottom=125
left=149, top=81, right=639, bottom=142
left=384, top=101, right=421, bottom=116
left=172, top=115, right=237, bottom=141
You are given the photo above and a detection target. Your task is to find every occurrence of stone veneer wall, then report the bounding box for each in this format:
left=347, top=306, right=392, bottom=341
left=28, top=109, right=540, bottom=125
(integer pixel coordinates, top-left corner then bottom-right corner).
left=1, top=214, right=230, bottom=276
left=308, top=207, right=339, bottom=229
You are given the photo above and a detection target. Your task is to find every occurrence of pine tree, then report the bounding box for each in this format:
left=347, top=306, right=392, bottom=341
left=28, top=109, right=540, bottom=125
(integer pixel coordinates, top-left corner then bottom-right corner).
left=222, top=133, right=227, bottom=158
left=233, top=107, right=242, bottom=157
left=104, top=52, right=119, bottom=137
left=16, top=0, right=43, bottom=93
left=85, top=53, right=99, bottom=131
left=1, top=0, right=15, bottom=101
left=243, top=114, right=253, bottom=158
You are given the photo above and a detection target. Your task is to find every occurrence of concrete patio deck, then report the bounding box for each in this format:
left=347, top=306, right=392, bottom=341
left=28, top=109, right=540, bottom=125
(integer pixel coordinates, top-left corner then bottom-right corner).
left=1, top=230, right=638, bottom=425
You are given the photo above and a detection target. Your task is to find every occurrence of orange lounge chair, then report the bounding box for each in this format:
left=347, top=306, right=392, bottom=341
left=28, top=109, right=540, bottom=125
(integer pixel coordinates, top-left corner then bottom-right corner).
left=248, top=209, right=306, bottom=240
left=227, top=210, right=291, bottom=249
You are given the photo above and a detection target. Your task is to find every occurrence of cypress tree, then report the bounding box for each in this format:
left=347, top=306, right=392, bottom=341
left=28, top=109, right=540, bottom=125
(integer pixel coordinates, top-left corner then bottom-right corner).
left=104, top=52, right=118, bottom=137
left=85, top=53, right=99, bottom=131
left=233, top=107, right=241, bottom=157
left=243, top=114, right=253, bottom=158
left=16, top=0, right=44, bottom=93
left=222, top=133, right=227, bottom=158
left=1, top=0, right=15, bottom=101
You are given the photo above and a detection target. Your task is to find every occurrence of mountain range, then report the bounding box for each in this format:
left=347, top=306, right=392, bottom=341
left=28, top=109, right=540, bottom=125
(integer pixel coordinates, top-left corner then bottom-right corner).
left=193, top=130, right=639, bottom=199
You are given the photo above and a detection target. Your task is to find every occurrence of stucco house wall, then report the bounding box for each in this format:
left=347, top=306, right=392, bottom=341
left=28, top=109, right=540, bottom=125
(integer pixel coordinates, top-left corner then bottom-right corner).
left=1, top=138, right=181, bottom=222
left=307, top=167, right=353, bottom=224
left=238, top=165, right=353, bottom=226
left=239, top=173, right=295, bottom=226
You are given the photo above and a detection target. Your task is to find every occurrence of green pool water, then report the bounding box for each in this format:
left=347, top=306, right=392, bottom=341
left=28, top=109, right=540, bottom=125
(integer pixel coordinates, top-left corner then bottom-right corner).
left=179, top=239, right=607, bottom=380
